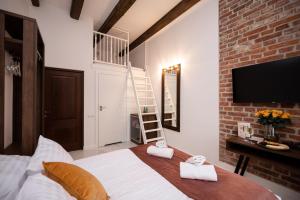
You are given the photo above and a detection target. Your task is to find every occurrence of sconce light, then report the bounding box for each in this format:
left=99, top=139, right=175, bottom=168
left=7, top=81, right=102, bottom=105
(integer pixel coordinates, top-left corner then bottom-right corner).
left=163, top=64, right=180, bottom=73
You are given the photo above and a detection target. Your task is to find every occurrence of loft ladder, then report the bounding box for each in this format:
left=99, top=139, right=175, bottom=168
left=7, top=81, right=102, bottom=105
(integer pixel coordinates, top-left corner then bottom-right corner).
left=128, top=62, right=166, bottom=144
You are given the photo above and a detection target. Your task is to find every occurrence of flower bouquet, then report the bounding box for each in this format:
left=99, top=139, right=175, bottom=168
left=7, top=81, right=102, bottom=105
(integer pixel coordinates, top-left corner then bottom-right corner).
left=255, top=109, right=291, bottom=141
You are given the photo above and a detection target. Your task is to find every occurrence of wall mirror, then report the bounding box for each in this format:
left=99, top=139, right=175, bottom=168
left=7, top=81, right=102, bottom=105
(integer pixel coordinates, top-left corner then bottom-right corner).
left=162, top=64, right=180, bottom=132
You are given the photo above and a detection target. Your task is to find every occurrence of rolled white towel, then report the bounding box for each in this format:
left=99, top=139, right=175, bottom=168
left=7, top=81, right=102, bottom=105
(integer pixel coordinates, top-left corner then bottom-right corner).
left=180, top=162, right=218, bottom=182
left=147, top=145, right=174, bottom=159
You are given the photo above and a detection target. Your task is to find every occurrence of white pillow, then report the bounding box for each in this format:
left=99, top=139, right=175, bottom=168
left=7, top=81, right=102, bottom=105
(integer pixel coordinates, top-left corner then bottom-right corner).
left=16, top=174, right=75, bottom=200
left=0, top=155, right=30, bottom=200
left=26, top=135, right=73, bottom=175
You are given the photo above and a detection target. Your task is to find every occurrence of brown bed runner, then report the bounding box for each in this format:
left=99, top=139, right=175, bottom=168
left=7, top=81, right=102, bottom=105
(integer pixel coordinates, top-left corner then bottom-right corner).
left=130, top=144, right=277, bottom=200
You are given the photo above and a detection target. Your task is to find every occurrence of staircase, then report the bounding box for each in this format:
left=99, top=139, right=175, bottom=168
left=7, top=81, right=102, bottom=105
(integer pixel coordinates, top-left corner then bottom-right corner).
left=128, top=63, right=166, bottom=144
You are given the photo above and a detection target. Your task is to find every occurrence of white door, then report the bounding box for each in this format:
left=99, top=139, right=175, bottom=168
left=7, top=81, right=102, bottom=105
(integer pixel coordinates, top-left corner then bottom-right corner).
left=98, top=72, right=127, bottom=146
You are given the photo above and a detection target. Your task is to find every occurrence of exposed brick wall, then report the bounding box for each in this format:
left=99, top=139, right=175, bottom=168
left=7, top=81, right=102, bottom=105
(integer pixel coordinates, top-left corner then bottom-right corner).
left=219, top=0, right=300, bottom=191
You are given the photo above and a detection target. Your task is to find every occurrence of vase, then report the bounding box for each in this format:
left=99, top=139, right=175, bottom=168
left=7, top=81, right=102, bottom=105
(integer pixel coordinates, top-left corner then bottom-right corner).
left=264, top=125, right=279, bottom=142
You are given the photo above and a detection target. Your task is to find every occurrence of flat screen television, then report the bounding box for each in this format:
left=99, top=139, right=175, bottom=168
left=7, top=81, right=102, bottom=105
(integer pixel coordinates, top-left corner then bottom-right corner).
left=232, top=56, right=300, bottom=103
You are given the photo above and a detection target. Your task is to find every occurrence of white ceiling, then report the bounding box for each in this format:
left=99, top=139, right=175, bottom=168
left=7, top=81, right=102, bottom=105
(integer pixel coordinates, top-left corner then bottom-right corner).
left=41, top=0, right=181, bottom=43
left=114, top=0, right=181, bottom=42
left=81, top=0, right=181, bottom=42
left=81, top=0, right=119, bottom=29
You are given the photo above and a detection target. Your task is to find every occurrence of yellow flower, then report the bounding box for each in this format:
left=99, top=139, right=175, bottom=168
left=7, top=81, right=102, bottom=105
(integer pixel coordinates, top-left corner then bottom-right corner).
left=281, top=113, right=290, bottom=119
left=271, top=110, right=281, bottom=118
left=273, top=110, right=283, bottom=115
left=255, top=111, right=260, bottom=117
left=262, top=111, right=270, bottom=117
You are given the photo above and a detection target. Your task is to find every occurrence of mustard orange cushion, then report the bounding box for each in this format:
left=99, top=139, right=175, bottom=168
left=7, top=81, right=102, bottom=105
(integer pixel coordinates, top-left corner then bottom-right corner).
left=43, top=162, right=109, bottom=200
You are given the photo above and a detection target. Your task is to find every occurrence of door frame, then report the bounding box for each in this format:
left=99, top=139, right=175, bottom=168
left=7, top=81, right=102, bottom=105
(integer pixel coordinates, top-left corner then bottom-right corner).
left=43, top=67, right=84, bottom=150
left=95, top=70, right=128, bottom=147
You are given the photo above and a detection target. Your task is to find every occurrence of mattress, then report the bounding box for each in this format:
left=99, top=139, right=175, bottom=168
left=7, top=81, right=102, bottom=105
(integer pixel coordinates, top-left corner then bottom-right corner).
left=75, top=149, right=191, bottom=200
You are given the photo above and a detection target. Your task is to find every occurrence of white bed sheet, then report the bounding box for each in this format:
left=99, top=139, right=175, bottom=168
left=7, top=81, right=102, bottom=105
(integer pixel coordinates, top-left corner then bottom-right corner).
left=0, top=155, right=30, bottom=200
left=75, top=149, right=191, bottom=200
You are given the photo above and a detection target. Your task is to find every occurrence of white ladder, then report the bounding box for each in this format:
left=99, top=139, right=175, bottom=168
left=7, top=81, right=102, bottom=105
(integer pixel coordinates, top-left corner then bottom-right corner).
left=128, top=63, right=166, bottom=144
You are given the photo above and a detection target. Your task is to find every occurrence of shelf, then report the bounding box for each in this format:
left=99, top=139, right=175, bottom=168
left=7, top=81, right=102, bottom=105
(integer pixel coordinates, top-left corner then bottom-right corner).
left=226, top=136, right=300, bottom=167
left=4, top=37, right=23, bottom=56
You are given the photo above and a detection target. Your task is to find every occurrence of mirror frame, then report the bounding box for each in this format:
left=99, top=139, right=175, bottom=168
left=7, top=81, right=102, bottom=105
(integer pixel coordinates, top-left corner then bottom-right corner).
left=161, top=64, right=181, bottom=132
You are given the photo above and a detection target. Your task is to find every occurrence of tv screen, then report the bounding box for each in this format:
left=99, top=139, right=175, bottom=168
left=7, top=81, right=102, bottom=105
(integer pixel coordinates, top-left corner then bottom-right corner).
left=232, top=56, right=300, bottom=103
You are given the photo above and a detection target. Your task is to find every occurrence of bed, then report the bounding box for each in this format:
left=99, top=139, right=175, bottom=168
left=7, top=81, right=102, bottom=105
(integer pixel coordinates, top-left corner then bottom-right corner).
left=0, top=136, right=278, bottom=200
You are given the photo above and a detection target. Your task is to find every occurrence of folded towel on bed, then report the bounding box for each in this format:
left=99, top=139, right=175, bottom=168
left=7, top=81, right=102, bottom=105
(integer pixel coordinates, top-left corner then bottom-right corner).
left=156, top=140, right=167, bottom=148
left=185, top=155, right=206, bottom=166
left=147, top=145, right=174, bottom=159
left=180, top=162, right=217, bottom=182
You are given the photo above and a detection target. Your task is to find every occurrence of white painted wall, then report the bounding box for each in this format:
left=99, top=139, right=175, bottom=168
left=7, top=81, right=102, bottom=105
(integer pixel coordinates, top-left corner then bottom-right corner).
left=145, top=0, right=220, bottom=163
left=129, top=43, right=145, bottom=69
left=133, top=0, right=300, bottom=198
left=0, top=0, right=96, bottom=149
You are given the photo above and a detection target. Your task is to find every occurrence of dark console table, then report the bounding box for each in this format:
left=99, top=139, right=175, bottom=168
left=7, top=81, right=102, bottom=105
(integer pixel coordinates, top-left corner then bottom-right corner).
left=226, top=136, right=300, bottom=176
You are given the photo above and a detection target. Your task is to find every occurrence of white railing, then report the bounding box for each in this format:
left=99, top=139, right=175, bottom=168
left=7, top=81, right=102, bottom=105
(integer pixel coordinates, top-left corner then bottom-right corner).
left=93, top=28, right=129, bottom=67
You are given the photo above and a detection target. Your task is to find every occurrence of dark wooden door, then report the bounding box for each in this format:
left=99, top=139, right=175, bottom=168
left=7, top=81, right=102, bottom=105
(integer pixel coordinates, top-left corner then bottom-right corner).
left=44, top=68, right=83, bottom=151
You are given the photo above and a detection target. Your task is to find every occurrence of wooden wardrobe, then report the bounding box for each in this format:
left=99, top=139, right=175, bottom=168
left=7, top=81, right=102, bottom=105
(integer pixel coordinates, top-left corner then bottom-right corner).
left=0, top=10, right=44, bottom=155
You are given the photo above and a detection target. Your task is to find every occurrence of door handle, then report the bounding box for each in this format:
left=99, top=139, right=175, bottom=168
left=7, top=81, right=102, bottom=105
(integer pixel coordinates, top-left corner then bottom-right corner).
left=44, top=110, right=50, bottom=118
left=99, top=106, right=106, bottom=111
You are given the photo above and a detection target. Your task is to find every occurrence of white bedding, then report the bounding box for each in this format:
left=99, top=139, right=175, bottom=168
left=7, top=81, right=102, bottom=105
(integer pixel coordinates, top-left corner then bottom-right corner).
left=16, top=174, right=76, bottom=200
left=0, top=155, right=30, bottom=200
left=75, top=149, right=191, bottom=200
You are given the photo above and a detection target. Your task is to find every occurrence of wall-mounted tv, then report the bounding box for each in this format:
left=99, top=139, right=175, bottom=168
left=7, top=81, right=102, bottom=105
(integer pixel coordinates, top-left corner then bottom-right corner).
left=232, top=56, right=300, bottom=103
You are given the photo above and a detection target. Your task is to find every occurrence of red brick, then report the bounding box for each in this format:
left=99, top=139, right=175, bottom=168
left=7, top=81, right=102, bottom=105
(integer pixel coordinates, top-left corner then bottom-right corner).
left=243, top=26, right=268, bottom=37
left=257, top=55, right=284, bottom=63
left=263, top=50, right=277, bottom=57
left=284, top=1, right=300, bottom=10
left=274, top=166, right=289, bottom=175
left=269, top=13, right=300, bottom=28
left=261, top=29, right=274, bottom=36
left=276, top=127, right=296, bottom=134
left=278, top=46, right=294, bottom=53
left=289, top=135, right=300, bottom=141
left=275, top=24, right=289, bottom=32
left=219, top=0, right=300, bottom=190
left=268, top=39, right=299, bottom=50
left=245, top=108, right=256, bottom=112
left=239, top=56, right=250, bottom=62
left=253, top=166, right=279, bottom=177
left=286, top=51, right=300, bottom=58
left=286, top=110, right=300, bottom=116
left=255, top=32, right=282, bottom=43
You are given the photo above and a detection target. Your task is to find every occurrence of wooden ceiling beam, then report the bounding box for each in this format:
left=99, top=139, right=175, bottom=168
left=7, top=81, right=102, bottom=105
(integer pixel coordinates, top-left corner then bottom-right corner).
left=70, top=0, right=85, bottom=20
left=98, top=0, right=136, bottom=33
left=31, top=0, right=40, bottom=7
left=129, top=0, right=200, bottom=51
